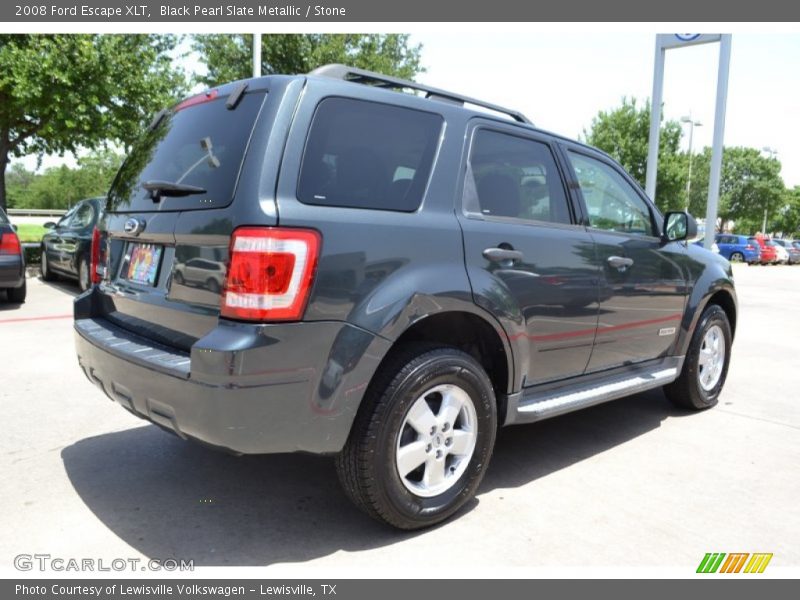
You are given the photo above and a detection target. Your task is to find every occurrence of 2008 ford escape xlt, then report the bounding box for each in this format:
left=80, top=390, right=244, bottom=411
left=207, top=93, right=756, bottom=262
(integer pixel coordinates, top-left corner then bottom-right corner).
left=74, top=65, right=737, bottom=529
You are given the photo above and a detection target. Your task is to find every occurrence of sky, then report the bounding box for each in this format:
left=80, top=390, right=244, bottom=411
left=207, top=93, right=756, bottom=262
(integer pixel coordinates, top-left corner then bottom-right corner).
left=15, top=31, right=800, bottom=190
left=411, top=32, right=800, bottom=187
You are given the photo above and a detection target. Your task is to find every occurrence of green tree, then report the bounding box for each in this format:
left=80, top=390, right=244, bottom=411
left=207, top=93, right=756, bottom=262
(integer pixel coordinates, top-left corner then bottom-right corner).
left=583, top=97, right=687, bottom=212
left=773, top=186, right=800, bottom=237
left=193, top=34, right=424, bottom=87
left=686, top=147, right=785, bottom=233
left=0, top=34, right=186, bottom=211
left=7, top=149, right=122, bottom=210
left=5, top=162, right=35, bottom=208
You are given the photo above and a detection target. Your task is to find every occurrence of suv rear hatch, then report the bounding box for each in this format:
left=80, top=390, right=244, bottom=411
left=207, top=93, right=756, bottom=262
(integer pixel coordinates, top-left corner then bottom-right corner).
left=96, top=80, right=281, bottom=351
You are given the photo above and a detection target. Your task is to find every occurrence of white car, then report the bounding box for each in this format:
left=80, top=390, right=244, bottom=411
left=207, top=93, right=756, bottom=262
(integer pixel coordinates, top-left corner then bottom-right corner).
left=771, top=241, right=789, bottom=264
left=693, top=238, right=721, bottom=254
left=173, top=258, right=226, bottom=292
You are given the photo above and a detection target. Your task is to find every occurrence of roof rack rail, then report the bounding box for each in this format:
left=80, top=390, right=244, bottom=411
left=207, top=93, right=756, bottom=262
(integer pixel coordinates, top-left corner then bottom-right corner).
left=308, top=64, right=532, bottom=125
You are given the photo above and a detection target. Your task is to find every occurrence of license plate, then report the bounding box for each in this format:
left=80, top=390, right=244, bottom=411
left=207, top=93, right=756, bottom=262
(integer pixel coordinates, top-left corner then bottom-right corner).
left=124, top=243, right=163, bottom=286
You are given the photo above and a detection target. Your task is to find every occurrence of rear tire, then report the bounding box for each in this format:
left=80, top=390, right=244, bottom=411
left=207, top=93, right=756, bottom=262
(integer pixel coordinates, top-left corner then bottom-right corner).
left=6, top=279, right=26, bottom=303
left=336, top=344, right=497, bottom=530
left=664, top=304, right=731, bottom=410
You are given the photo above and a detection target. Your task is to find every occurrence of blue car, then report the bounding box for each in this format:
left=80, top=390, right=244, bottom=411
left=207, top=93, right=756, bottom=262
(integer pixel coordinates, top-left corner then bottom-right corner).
left=714, top=234, right=761, bottom=264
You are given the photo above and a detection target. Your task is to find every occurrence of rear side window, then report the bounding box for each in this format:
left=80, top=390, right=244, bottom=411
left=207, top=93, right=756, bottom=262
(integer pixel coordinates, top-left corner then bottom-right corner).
left=466, top=129, right=572, bottom=224
left=297, top=98, right=443, bottom=212
left=107, top=91, right=266, bottom=213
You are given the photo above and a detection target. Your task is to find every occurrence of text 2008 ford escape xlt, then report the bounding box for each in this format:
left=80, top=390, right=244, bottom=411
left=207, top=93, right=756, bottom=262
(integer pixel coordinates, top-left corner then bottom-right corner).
left=74, top=65, right=737, bottom=529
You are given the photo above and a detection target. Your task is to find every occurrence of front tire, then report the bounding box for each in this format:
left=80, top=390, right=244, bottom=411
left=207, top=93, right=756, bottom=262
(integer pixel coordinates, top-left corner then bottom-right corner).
left=336, top=345, right=497, bottom=530
left=40, top=250, right=56, bottom=281
left=78, top=256, right=91, bottom=292
left=729, top=252, right=744, bottom=263
left=664, top=304, right=732, bottom=410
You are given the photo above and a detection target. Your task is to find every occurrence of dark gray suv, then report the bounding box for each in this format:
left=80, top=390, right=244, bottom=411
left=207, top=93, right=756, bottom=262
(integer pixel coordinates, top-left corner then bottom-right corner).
left=74, top=65, right=737, bottom=529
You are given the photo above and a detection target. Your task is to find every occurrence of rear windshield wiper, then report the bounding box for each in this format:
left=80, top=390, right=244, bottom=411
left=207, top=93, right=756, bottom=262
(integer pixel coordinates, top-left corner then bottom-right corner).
left=143, top=180, right=207, bottom=202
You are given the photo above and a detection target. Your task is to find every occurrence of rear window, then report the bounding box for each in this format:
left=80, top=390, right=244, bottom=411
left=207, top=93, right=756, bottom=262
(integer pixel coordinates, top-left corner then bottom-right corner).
left=297, top=97, right=443, bottom=212
left=107, top=91, right=266, bottom=213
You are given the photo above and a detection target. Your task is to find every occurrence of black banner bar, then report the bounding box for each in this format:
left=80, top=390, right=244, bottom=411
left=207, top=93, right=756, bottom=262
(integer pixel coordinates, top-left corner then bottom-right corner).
left=3, top=0, right=800, bottom=22
left=4, top=579, right=798, bottom=600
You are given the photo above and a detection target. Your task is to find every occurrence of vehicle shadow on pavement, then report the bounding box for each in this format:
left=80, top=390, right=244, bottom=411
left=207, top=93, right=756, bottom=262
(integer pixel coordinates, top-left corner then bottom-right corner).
left=0, top=292, right=24, bottom=311
left=61, top=388, right=677, bottom=566
left=38, top=277, right=80, bottom=297
left=483, top=388, right=678, bottom=491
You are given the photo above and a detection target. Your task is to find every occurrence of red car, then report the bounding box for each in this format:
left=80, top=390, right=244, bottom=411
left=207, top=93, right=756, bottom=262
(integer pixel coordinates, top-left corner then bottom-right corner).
left=754, top=237, right=778, bottom=264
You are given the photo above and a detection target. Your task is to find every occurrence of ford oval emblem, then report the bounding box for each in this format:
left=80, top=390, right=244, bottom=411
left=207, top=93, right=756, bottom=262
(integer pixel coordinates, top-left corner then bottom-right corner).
left=123, top=218, right=145, bottom=236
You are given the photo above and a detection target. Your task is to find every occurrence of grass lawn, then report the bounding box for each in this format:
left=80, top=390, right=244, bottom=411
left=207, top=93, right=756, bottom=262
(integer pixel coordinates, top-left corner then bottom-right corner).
left=14, top=224, right=47, bottom=244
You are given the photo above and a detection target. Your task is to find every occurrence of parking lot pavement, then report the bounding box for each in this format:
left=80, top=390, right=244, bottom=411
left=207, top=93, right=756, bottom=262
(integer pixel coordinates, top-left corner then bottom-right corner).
left=1, top=268, right=798, bottom=574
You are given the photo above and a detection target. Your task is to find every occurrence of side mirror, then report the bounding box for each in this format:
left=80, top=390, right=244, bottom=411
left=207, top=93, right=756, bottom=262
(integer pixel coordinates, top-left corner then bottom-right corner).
left=43, top=221, right=56, bottom=229
left=662, top=211, right=697, bottom=242
left=10, top=224, right=17, bottom=232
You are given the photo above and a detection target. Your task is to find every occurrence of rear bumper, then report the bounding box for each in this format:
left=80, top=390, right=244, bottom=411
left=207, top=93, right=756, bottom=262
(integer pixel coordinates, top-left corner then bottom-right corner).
left=74, top=289, right=390, bottom=455
left=0, top=255, right=24, bottom=288
left=742, top=250, right=760, bottom=263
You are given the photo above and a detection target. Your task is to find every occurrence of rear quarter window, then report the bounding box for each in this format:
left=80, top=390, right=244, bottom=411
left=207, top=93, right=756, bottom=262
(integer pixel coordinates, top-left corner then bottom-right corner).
left=297, top=97, right=443, bottom=212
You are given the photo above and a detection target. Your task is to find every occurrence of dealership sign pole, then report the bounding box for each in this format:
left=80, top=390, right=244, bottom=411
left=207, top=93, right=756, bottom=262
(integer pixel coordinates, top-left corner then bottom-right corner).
left=645, top=34, right=731, bottom=248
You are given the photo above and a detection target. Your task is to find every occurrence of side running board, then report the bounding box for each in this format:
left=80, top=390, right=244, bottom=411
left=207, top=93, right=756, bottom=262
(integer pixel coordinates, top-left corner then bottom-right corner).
left=507, top=357, right=683, bottom=425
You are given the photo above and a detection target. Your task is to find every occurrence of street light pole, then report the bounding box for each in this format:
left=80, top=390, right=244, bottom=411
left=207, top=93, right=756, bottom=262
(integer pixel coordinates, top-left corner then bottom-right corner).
left=681, top=115, right=702, bottom=211
left=252, top=34, right=261, bottom=78
left=761, top=146, right=778, bottom=233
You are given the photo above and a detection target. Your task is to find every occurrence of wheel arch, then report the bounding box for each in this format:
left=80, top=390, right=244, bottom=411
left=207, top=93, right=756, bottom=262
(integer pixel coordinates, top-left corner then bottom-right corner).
left=677, top=283, right=737, bottom=356
left=367, top=309, right=515, bottom=423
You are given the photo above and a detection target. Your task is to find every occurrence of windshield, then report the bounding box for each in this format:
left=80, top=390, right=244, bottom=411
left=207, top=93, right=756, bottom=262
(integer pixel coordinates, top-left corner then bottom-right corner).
left=107, top=91, right=266, bottom=213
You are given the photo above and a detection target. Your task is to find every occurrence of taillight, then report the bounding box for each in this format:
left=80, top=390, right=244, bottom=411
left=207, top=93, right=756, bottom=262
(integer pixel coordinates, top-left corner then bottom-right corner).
left=745, top=245, right=754, bottom=250
left=90, top=226, right=105, bottom=284
left=221, top=227, right=321, bottom=322
left=0, top=232, right=21, bottom=255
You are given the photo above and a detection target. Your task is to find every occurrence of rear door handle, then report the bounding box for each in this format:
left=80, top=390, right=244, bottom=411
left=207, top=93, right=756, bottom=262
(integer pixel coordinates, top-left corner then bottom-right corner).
left=607, top=255, right=634, bottom=269
left=483, top=247, right=524, bottom=263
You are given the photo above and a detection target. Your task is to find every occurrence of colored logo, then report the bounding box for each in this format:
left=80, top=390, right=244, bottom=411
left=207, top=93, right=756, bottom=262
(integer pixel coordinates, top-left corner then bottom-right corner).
left=697, top=553, right=773, bottom=573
